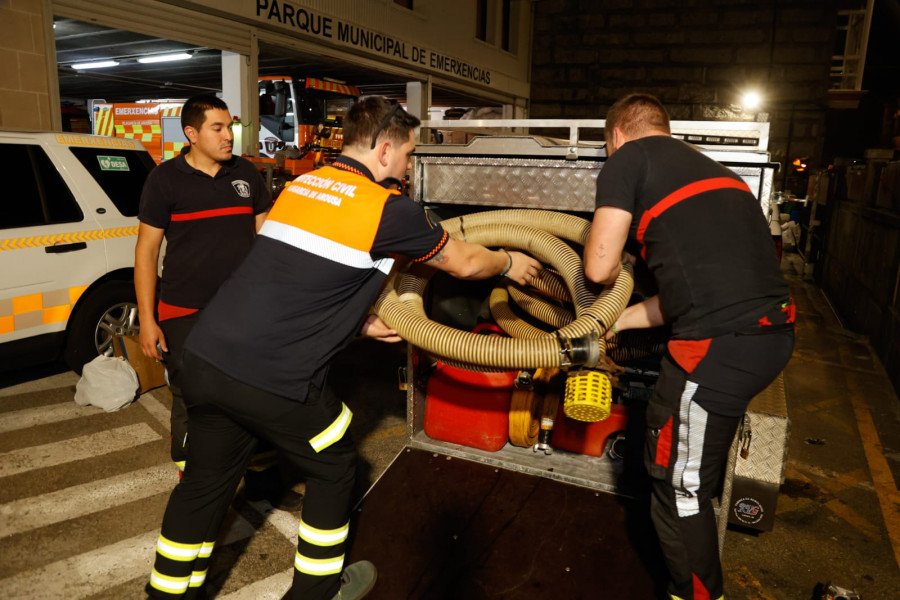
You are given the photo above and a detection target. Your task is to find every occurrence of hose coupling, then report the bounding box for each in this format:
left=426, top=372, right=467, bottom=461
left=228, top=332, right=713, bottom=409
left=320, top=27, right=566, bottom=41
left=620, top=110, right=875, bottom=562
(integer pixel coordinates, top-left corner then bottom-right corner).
left=556, top=331, right=600, bottom=368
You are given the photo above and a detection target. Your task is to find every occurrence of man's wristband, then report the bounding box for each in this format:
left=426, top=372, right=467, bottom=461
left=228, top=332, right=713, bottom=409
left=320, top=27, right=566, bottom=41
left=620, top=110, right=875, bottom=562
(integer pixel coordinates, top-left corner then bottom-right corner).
left=500, top=249, right=513, bottom=277
left=611, top=322, right=618, bottom=335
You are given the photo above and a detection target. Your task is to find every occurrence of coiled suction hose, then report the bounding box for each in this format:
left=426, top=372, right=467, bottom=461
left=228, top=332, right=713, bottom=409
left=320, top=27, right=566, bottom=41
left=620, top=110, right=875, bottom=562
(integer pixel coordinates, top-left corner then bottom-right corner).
left=374, top=209, right=634, bottom=371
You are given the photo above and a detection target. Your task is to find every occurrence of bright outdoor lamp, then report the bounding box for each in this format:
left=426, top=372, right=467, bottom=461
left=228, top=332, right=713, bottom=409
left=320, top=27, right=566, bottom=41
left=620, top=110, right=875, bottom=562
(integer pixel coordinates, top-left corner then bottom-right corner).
left=742, top=91, right=762, bottom=111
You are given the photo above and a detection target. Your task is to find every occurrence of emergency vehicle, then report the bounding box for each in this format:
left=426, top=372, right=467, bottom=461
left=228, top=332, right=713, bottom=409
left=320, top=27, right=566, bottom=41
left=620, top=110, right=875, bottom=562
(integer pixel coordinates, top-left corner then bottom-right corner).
left=343, top=119, right=791, bottom=596
left=90, top=76, right=360, bottom=167
left=92, top=101, right=187, bottom=164
left=258, top=76, right=360, bottom=163
left=0, top=131, right=154, bottom=374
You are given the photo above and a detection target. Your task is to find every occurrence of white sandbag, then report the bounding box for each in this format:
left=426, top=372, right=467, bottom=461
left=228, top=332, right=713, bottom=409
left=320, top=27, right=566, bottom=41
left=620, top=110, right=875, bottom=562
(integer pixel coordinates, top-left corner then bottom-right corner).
left=74, top=355, right=140, bottom=412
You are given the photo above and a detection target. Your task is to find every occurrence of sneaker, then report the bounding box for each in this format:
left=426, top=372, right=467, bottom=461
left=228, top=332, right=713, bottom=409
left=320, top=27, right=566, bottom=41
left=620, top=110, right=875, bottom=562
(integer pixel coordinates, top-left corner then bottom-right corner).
left=330, top=560, right=377, bottom=600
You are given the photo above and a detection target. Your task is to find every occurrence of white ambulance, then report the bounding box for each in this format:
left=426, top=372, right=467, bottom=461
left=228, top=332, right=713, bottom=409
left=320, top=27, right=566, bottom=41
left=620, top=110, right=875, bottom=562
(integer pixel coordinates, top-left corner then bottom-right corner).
left=0, top=131, right=155, bottom=374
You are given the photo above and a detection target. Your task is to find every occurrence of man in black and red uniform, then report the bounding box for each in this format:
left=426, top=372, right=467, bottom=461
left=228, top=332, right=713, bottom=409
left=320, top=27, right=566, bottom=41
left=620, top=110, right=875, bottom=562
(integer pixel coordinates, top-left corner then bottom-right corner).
left=135, top=95, right=293, bottom=504
left=145, top=96, right=542, bottom=600
left=584, top=93, right=794, bottom=600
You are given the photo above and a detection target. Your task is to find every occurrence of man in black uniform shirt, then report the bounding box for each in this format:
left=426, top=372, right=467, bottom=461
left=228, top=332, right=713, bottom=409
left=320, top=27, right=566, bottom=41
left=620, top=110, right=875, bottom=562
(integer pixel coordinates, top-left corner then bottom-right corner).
left=135, top=94, right=297, bottom=506
left=584, top=93, right=794, bottom=600
left=145, top=97, right=542, bottom=600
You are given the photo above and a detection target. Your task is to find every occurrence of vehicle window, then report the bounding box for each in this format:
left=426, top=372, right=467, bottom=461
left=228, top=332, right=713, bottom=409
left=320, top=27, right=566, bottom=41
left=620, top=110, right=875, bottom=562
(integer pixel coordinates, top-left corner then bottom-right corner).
left=297, top=93, right=325, bottom=128
left=325, top=98, right=354, bottom=122
left=0, top=143, right=82, bottom=230
left=69, top=147, right=156, bottom=217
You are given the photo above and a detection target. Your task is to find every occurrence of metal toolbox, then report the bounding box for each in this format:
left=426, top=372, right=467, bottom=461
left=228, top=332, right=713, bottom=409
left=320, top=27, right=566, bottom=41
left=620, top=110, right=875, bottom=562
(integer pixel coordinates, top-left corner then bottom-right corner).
left=727, top=373, right=791, bottom=531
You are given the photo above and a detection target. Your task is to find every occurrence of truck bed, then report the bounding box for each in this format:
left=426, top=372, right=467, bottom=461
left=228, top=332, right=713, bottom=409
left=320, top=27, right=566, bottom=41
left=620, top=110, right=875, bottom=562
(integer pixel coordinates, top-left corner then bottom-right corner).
left=346, top=447, right=667, bottom=599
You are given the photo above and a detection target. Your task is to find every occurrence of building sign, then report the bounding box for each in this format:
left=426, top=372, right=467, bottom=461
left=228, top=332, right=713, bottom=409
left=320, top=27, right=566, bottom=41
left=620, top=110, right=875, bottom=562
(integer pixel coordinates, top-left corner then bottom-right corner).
left=255, top=0, right=491, bottom=85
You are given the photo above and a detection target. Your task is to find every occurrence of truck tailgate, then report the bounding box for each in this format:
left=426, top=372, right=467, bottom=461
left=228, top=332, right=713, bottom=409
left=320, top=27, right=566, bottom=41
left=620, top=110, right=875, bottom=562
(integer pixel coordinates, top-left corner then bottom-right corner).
left=346, top=446, right=667, bottom=599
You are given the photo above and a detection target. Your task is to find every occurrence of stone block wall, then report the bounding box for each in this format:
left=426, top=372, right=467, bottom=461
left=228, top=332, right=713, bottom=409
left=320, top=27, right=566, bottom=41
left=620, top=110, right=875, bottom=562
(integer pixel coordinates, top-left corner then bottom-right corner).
left=530, top=0, right=837, bottom=178
left=817, top=156, right=900, bottom=395
left=0, top=0, right=55, bottom=130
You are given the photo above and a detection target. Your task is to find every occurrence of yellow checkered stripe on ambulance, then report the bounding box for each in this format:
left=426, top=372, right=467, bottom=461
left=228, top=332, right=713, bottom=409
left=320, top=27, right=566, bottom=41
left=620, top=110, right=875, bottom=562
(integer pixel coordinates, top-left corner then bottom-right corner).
left=163, top=141, right=188, bottom=160
left=0, top=286, right=88, bottom=335
left=0, top=226, right=138, bottom=252
left=114, top=124, right=160, bottom=143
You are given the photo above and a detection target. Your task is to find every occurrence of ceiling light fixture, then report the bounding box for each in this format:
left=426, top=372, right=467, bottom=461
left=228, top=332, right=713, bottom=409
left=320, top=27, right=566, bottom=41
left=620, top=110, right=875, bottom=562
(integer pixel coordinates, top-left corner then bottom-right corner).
left=71, top=60, right=120, bottom=70
left=137, top=53, right=192, bottom=64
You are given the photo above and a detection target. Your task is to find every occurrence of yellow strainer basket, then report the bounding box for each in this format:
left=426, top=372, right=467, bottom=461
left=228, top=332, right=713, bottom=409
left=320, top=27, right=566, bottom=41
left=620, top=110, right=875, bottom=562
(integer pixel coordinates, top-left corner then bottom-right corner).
left=563, top=369, right=612, bottom=422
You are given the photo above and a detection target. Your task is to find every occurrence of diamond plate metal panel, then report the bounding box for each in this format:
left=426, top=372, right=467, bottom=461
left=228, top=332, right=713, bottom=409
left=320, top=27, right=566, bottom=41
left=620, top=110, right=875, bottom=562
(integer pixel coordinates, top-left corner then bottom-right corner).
left=734, top=373, right=790, bottom=485
left=416, top=156, right=774, bottom=214
left=419, top=157, right=602, bottom=212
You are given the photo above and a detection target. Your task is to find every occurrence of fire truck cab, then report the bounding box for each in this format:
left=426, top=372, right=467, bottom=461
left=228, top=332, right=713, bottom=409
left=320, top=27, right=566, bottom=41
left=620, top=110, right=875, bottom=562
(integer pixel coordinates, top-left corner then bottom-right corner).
left=258, top=76, right=360, bottom=163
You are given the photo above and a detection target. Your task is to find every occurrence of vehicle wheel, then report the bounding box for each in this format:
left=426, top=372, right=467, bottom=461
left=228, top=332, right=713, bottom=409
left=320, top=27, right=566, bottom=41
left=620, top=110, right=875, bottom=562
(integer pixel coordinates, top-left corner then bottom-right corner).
left=64, top=280, right=139, bottom=375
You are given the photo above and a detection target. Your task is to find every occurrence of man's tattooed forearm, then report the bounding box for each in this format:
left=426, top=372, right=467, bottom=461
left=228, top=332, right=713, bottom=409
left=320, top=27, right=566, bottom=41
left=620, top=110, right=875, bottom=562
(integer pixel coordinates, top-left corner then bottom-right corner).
left=427, top=248, right=448, bottom=264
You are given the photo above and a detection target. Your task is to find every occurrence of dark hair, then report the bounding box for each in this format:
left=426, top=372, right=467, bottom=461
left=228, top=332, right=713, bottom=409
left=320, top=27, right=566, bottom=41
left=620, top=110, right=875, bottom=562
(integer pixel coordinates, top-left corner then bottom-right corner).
left=343, top=96, right=420, bottom=149
left=604, top=93, right=671, bottom=145
left=181, top=94, right=230, bottom=132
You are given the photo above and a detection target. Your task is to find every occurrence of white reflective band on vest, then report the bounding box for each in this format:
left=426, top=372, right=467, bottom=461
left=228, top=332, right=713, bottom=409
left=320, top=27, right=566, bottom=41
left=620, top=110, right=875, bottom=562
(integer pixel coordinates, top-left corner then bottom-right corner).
left=260, top=220, right=394, bottom=274
left=156, top=535, right=202, bottom=561
left=298, top=518, right=349, bottom=546
left=150, top=569, right=191, bottom=594
left=309, top=403, right=352, bottom=453
left=294, top=552, right=344, bottom=575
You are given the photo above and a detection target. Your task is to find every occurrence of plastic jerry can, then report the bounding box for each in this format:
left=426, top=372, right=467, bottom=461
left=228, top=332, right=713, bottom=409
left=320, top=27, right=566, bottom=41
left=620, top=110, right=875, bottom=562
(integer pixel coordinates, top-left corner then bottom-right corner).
left=551, top=401, right=628, bottom=458
left=423, top=324, right=517, bottom=452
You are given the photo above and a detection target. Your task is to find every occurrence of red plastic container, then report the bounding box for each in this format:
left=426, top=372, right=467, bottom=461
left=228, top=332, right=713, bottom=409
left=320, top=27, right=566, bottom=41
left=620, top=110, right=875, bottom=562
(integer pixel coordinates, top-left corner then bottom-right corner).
left=423, top=324, right=517, bottom=452
left=551, top=401, right=628, bottom=458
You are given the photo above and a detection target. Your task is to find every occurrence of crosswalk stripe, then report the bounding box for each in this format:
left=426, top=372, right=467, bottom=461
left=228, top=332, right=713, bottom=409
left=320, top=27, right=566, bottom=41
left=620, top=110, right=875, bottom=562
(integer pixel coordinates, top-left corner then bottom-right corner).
left=0, top=509, right=262, bottom=599
left=221, top=509, right=258, bottom=546
left=136, top=391, right=172, bottom=431
left=0, top=372, right=79, bottom=399
left=217, top=568, right=293, bottom=600
left=0, top=423, right=161, bottom=478
left=0, top=463, right=175, bottom=538
left=0, top=402, right=101, bottom=434
left=0, top=380, right=307, bottom=598
left=246, top=499, right=300, bottom=542
left=0, top=529, right=159, bottom=599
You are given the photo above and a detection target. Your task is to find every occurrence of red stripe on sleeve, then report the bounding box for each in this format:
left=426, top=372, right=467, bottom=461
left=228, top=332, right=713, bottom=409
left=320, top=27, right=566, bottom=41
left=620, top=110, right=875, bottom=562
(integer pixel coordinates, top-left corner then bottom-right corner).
left=170, top=206, right=254, bottom=222
left=413, top=229, right=449, bottom=263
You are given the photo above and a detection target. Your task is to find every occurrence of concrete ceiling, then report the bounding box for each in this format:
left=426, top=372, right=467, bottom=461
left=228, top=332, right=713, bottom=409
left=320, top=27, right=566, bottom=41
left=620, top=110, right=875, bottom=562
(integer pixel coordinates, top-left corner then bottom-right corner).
left=54, top=17, right=494, bottom=109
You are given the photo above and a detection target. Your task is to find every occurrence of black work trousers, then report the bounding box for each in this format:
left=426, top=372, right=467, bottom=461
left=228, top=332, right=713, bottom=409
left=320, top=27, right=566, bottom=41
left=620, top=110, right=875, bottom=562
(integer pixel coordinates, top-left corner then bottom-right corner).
left=147, top=350, right=357, bottom=600
left=159, top=313, right=197, bottom=469
left=644, top=328, right=794, bottom=600
left=161, top=314, right=280, bottom=478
